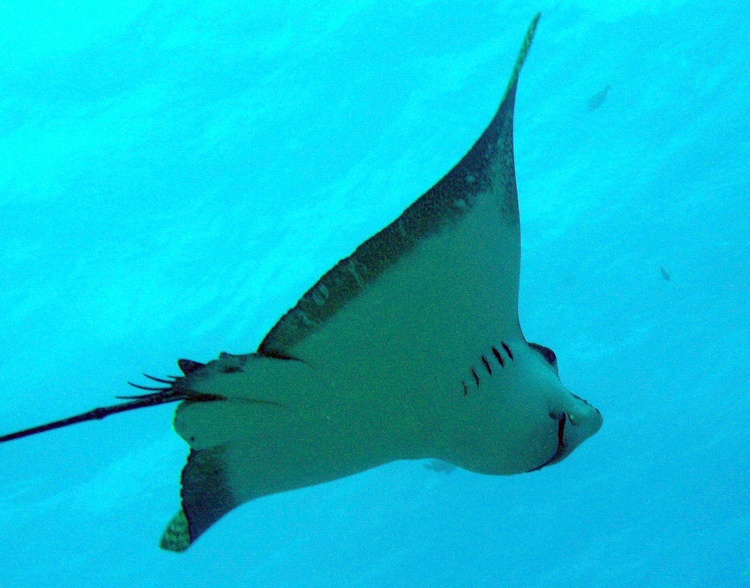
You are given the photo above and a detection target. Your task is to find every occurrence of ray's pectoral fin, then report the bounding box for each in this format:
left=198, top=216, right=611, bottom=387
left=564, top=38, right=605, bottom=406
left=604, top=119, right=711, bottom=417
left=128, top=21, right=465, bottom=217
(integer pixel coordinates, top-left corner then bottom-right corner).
left=161, top=447, right=234, bottom=552
left=160, top=353, right=327, bottom=552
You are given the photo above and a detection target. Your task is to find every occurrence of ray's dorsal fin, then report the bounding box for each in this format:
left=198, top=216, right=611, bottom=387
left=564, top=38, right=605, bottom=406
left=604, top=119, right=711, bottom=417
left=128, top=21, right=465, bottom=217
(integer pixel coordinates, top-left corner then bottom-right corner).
left=258, top=14, right=540, bottom=359
left=178, top=359, right=206, bottom=375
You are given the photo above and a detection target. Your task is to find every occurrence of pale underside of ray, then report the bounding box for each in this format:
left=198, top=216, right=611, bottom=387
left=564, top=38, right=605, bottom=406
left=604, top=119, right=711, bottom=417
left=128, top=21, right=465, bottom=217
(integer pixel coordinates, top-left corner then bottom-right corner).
left=158, top=15, right=542, bottom=552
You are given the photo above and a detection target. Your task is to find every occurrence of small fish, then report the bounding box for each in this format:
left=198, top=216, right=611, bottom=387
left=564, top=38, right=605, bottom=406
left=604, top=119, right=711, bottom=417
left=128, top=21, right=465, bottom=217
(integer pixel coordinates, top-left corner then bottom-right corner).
left=659, top=266, right=671, bottom=281
left=587, top=84, right=611, bottom=111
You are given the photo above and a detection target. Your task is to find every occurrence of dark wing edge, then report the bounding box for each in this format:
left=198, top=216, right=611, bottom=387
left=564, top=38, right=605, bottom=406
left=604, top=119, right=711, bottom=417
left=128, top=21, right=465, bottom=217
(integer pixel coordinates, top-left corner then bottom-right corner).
left=161, top=446, right=236, bottom=552
left=258, top=13, right=540, bottom=358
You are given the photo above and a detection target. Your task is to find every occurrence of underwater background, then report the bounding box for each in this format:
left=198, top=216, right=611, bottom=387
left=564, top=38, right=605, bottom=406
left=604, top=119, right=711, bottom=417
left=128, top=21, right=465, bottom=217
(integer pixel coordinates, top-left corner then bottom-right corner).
left=1, top=0, right=748, bottom=586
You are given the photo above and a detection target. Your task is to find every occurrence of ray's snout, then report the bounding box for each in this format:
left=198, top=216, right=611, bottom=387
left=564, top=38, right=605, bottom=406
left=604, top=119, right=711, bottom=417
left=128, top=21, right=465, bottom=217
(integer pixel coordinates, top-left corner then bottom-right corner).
left=529, top=393, right=602, bottom=473
left=563, top=394, right=603, bottom=452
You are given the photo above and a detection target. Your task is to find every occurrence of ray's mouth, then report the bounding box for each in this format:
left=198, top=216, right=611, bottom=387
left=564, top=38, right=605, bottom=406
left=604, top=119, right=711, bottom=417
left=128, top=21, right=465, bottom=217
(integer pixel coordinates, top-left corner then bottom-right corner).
left=528, top=413, right=567, bottom=472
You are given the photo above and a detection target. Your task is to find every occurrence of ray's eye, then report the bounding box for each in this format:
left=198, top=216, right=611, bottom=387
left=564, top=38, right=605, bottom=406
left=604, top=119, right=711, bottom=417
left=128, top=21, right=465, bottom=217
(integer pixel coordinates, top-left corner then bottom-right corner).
left=529, top=343, right=557, bottom=366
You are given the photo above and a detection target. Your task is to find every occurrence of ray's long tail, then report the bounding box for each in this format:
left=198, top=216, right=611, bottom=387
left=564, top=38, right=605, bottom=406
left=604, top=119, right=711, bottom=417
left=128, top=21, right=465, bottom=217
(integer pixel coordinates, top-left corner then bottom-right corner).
left=0, top=359, right=220, bottom=444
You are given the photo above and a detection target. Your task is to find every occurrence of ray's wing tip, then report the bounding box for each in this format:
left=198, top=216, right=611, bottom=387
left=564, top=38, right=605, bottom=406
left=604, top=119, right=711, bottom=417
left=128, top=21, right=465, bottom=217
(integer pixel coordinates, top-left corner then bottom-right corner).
left=526, top=12, right=542, bottom=49
left=507, top=13, right=541, bottom=92
left=160, top=509, right=191, bottom=552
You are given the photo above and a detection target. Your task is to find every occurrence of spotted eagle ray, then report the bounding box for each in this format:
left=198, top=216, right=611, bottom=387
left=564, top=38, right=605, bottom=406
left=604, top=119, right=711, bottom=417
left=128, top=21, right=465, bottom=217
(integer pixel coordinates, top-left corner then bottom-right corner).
left=0, top=14, right=602, bottom=551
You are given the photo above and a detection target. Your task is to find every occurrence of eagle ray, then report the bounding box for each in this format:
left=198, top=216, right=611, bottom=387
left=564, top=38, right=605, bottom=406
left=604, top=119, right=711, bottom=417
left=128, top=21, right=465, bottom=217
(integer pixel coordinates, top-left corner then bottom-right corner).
left=0, top=14, right=602, bottom=553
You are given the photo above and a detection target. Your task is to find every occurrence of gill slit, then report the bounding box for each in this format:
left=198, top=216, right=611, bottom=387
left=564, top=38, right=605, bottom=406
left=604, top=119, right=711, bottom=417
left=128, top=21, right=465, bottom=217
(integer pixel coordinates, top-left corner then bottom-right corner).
left=462, top=341, right=514, bottom=397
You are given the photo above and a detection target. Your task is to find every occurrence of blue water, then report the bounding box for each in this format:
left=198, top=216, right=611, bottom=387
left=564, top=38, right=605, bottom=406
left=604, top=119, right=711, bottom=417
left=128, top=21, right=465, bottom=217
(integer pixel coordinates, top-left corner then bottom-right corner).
left=1, top=1, right=748, bottom=586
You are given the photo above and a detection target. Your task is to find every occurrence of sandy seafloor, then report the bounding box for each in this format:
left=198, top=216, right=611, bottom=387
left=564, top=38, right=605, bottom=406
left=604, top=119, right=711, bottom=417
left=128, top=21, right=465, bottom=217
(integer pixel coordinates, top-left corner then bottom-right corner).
left=0, top=1, right=748, bottom=586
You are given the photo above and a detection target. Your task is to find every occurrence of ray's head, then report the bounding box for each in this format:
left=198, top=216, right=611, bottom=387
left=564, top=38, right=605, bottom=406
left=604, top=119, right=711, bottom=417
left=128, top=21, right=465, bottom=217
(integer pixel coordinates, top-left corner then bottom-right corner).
left=441, top=339, right=602, bottom=476
left=522, top=341, right=603, bottom=472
